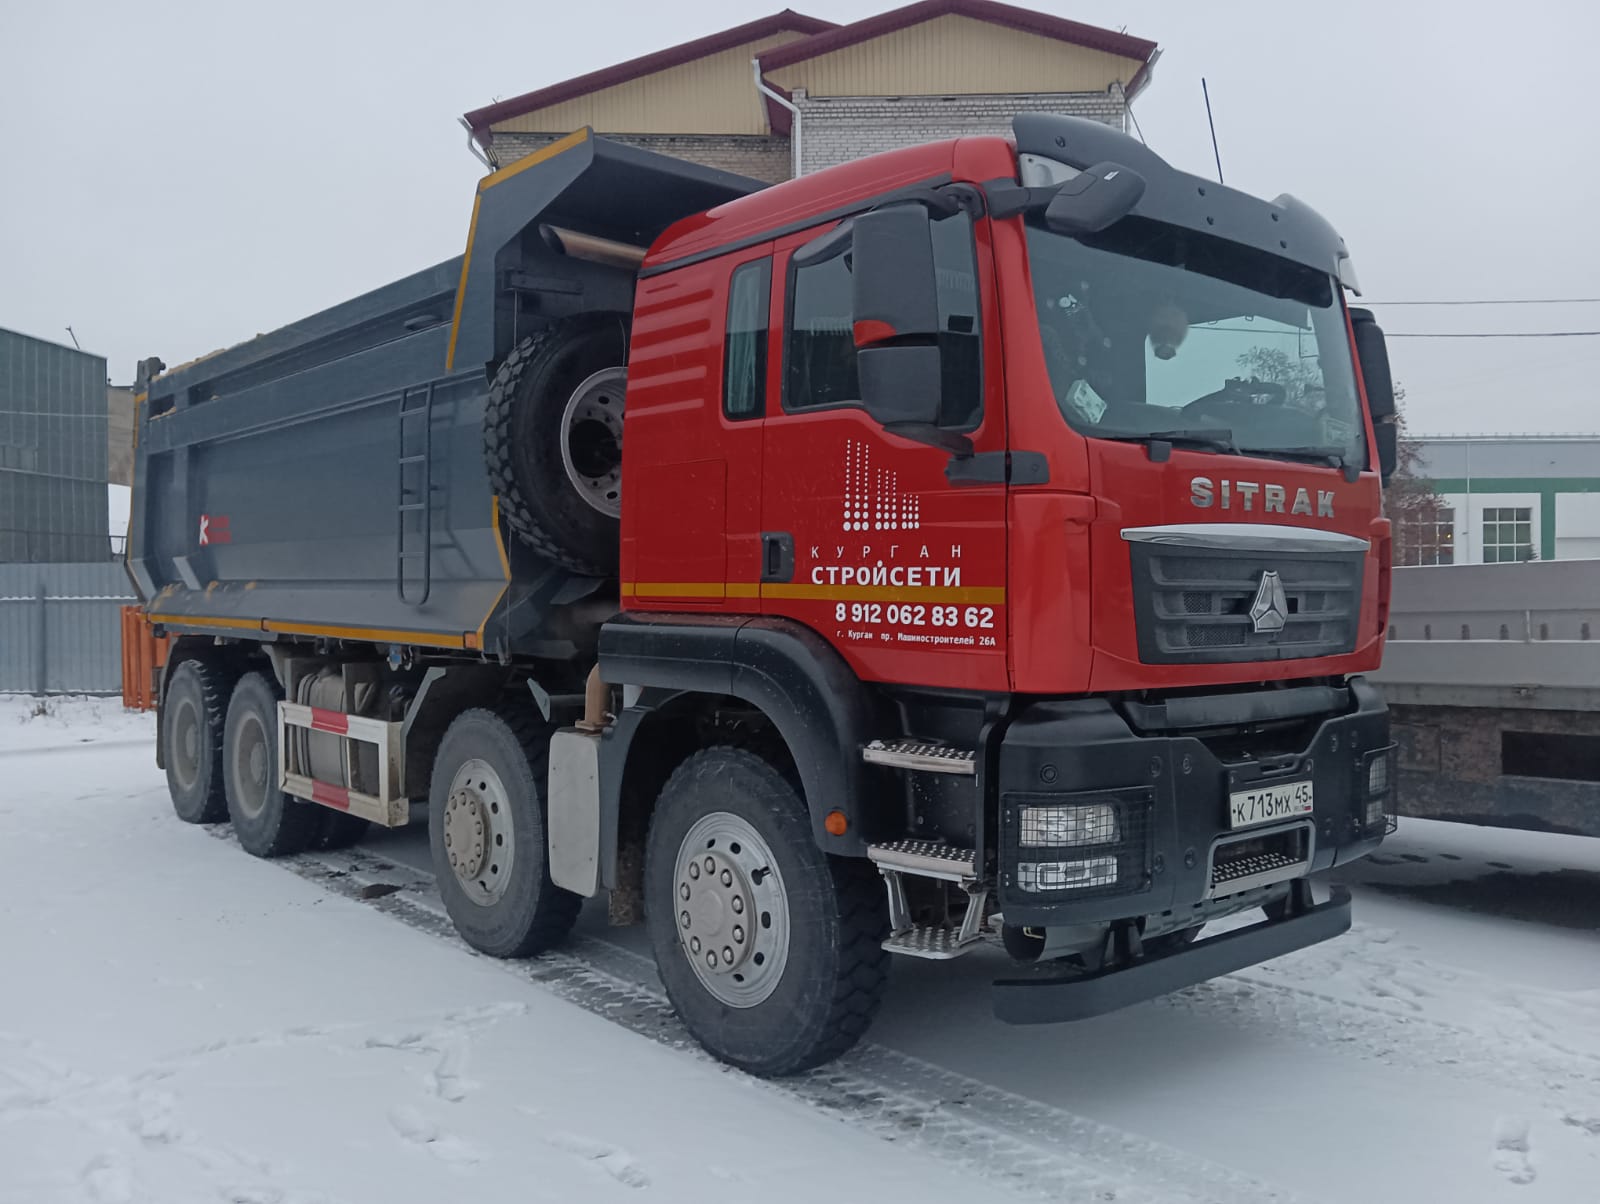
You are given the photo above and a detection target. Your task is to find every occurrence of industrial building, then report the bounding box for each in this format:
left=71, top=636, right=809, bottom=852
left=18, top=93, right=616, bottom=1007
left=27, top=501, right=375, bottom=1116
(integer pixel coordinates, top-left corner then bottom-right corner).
left=463, top=0, right=1158, bottom=182
left=0, top=327, right=112, bottom=562
left=1402, top=434, right=1600, bottom=565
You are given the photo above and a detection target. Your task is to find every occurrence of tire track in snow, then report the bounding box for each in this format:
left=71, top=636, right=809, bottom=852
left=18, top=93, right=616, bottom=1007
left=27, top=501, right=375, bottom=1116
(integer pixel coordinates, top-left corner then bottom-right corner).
left=1157, top=964, right=1600, bottom=1101
left=268, top=843, right=1309, bottom=1204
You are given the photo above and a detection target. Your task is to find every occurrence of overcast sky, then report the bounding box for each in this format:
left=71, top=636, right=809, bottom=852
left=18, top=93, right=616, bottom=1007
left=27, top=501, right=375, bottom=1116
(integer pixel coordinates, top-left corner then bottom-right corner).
left=3, top=0, right=1597, bottom=434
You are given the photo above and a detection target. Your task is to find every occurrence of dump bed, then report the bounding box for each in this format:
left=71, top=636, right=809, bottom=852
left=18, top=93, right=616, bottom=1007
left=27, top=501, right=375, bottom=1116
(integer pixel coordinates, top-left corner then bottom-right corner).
left=128, top=132, right=760, bottom=659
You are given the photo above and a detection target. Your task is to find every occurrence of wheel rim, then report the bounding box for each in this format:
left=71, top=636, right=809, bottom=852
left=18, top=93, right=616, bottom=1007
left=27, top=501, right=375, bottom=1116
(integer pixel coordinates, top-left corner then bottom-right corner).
left=559, top=366, right=626, bottom=519
left=170, top=695, right=200, bottom=792
left=673, top=812, right=791, bottom=1008
left=231, top=711, right=271, bottom=820
left=444, top=758, right=515, bottom=905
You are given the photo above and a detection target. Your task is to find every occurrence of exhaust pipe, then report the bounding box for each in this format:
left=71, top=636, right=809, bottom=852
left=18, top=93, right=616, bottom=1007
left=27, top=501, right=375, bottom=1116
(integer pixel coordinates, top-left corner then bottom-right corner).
left=541, top=224, right=647, bottom=272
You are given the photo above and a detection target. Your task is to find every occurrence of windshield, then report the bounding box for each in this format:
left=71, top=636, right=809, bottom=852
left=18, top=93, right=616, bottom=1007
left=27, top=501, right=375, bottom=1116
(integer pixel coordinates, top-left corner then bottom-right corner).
left=1026, top=215, right=1366, bottom=468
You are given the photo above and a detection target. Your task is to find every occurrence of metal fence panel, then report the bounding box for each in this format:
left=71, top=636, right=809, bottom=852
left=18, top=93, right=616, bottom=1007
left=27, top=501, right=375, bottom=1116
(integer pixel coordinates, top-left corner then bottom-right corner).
left=0, top=562, right=135, bottom=694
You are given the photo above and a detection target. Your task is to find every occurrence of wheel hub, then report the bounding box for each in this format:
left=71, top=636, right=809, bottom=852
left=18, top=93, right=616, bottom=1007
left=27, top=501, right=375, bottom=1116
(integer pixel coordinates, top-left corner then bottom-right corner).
left=247, top=741, right=268, bottom=789
left=444, top=792, right=488, bottom=879
left=671, top=812, right=792, bottom=1008
left=678, top=849, right=756, bottom=974
left=560, top=366, right=626, bottom=519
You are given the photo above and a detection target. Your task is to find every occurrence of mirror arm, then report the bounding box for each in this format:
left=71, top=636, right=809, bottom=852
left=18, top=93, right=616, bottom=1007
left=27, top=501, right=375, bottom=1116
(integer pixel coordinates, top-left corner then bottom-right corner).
left=983, top=179, right=1061, bottom=220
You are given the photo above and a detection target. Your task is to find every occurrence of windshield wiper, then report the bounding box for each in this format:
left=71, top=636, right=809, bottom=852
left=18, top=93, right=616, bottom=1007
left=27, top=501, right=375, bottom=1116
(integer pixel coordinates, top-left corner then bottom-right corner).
left=1239, top=445, right=1362, bottom=482
left=1097, top=428, right=1238, bottom=461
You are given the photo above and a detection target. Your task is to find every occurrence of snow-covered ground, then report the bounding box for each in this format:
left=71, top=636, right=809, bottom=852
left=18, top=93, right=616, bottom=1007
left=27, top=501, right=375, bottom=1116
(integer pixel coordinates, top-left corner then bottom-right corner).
left=0, top=694, right=153, bottom=754
left=3, top=700, right=1598, bottom=1203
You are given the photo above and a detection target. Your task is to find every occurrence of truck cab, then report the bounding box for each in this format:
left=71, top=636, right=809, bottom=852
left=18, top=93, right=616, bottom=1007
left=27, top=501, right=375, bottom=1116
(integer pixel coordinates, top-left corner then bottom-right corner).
left=604, top=112, right=1396, bottom=1026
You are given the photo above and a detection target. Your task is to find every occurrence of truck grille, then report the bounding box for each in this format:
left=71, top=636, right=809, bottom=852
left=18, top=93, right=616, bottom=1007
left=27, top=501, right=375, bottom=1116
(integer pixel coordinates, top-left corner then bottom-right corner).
left=1128, top=543, right=1364, bottom=665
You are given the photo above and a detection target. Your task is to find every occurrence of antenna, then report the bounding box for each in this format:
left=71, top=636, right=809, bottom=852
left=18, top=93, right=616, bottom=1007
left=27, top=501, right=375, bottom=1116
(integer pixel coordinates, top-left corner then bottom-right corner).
left=1201, top=78, right=1224, bottom=184
left=65, top=326, right=81, bottom=350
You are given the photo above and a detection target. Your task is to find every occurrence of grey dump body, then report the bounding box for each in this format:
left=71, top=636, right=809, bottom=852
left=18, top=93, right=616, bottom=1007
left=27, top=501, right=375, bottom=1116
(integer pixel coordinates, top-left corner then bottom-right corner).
left=128, top=132, right=760, bottom=658
left=1375, top=561, right=1600, bottom=837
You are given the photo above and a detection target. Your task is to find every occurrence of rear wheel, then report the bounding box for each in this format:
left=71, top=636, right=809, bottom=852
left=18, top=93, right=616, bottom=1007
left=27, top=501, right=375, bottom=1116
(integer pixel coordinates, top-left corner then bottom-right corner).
left=224, top=673, right=319, bottom=858
left=644, top=747, right=889, bottom=1076
left=428, top=706, right=581, bottom=957
left=163, top=659, right=229, bottom=824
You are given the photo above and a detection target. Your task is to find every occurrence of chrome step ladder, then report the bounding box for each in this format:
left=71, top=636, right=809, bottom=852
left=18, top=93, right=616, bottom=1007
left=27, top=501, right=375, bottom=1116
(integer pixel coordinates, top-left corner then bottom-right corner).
left=867, top=839, right=990, bottom=960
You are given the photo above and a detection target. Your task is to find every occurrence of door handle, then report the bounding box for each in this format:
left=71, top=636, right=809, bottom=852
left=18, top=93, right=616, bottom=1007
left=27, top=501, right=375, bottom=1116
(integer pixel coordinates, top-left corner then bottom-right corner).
left=761, top=532, right=795, bottom=583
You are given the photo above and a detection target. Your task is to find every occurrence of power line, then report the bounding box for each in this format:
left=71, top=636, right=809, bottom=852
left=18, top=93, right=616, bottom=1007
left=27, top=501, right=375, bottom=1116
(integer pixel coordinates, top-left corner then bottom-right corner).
left=1385, top=330, right=1600, bottom=338
left=1193, top=326, right=1600, bottom=338
left=1365, top=297, right=1600, bottom=306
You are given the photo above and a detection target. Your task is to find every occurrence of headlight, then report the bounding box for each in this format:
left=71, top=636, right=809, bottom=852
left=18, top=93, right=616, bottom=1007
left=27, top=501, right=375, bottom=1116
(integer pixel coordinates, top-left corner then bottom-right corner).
left=1366, top=751, right=1391, bottom=796
left=1019, top=802, right=1119, bottom=847
left=1016, top=857, right=1118, bottom=892
left=1365, top=797, right=1386, bottom=828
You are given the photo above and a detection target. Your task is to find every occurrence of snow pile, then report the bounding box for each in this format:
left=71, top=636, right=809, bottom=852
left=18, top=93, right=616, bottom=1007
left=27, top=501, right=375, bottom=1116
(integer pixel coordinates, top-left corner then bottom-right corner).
left=0, top=694, right=153, bottom=754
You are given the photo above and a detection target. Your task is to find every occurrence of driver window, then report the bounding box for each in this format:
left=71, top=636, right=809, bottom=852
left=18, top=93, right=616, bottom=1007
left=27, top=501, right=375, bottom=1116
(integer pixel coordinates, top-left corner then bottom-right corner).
left=784, top=210, right=983, bottom=428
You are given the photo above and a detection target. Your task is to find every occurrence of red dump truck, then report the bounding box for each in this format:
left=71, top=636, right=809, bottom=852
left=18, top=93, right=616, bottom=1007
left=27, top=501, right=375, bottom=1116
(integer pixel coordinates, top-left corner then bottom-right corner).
left=130, top=114, right=1399, bottom=1075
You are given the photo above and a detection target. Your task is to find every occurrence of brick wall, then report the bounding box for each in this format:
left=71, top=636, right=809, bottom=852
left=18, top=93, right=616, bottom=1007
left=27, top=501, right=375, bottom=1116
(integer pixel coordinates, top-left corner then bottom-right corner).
left=489, top=131, right=792, bottom=184
left=488, top=92, right=1126, bottom=184
left=795, top=91, right=1125, bottom=176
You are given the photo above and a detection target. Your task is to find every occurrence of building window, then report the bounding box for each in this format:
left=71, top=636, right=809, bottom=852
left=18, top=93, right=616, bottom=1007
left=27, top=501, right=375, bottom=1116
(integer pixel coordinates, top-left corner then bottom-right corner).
left=723, top=257, right=771, bottom=420
left=1399, top=506, right=1455, bottom=565
left=785, top=211, right=982, bottom=426
left=1482, top=507, right=1534, bottom=563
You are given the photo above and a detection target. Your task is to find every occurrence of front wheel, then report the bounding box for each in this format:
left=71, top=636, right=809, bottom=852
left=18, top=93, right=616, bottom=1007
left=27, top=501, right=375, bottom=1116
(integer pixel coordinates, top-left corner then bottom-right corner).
left=428, top=706, right=581, bottom=958
left=644, top=747, right=888, bottom=1077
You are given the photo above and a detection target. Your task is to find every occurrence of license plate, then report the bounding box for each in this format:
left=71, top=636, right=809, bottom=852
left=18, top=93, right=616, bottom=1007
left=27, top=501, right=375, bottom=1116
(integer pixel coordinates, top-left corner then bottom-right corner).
left=1228, top=779, right=1313, bottom=829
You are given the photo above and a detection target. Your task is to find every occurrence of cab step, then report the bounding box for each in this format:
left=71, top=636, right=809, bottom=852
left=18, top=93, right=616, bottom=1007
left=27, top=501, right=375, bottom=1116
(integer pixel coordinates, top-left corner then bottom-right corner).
left=883, top=924, right=983, bottom=960
left=862, top=739, right=976, bottom=775
left=868, top=840, right=988, bottom=960
left=868, top=839, right=977, bottom=881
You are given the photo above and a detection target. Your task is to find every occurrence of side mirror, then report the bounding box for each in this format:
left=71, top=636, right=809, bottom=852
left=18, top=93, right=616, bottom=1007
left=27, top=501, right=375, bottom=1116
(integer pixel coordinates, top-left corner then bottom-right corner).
left=850, top=205, right=941, bottom=427
left=1044, top=161, right=1145, bottom=235
left=1348, top=307, right=1398, bottom=484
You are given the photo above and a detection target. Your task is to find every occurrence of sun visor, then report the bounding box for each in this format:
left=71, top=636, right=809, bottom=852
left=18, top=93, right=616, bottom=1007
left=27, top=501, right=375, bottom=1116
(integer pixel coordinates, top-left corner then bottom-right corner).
left=1012, top=113, right=1351, bottom=284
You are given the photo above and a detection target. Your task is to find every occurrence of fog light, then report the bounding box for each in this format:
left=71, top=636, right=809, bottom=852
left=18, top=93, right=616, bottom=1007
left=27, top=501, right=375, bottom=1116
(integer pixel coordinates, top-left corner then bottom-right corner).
left=1017, top=857, right=1118, bottom=892
left=1365, top=797, right=1386, bottom=828
left=1367, top=753, right=1390, bottom=796
left=1019, top=803, right=1119, bottom=847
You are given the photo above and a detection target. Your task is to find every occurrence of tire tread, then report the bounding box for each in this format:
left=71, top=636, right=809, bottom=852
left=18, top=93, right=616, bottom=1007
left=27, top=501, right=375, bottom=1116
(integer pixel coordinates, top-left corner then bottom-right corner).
left=165, top=658, right=231, bottom=824
left=431, top=704, right=581, bottom=958
left=649, top=746, right=889, bottom=1076
left=483, top=324, right=622, bottom=578
left=226, top=672, right=319, bottom=858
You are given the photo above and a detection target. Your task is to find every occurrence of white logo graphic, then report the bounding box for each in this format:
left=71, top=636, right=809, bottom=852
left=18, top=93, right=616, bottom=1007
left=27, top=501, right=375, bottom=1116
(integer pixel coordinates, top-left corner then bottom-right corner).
left=1249, top=570, right=1289, bottom=634
left=844, top=439, right=920, bottom=532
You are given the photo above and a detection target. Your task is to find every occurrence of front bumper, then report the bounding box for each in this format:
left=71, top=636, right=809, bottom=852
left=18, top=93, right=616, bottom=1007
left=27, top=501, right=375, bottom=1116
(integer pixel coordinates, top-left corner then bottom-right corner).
left=994, top=676, right=1390, bottom=929
left=993, top=885, right=1352, bottom=1023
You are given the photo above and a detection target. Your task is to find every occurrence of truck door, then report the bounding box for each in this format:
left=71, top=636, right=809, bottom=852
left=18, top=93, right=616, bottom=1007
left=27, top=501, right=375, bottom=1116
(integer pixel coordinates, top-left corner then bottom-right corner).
left=759, top=209, right=1009, bottom=692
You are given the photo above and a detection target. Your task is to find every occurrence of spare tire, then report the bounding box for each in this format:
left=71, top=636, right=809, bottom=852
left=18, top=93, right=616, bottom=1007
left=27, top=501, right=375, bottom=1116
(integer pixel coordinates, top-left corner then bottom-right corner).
left=484, top=320, right=627, bottom=577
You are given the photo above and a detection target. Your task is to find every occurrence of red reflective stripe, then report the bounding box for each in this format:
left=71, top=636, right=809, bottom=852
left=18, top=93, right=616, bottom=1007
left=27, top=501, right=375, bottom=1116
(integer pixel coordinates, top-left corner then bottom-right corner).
left=309, top=707, right=348, bottom=734
left=310, top=780, right=350, bottom=811
left=853, top=318, right=896, bottom=346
